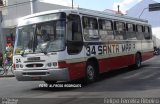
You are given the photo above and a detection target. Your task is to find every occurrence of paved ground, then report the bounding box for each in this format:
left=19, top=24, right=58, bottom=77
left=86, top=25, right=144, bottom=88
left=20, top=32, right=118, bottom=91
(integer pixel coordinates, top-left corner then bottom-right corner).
left=0, top=56, right=160, bottom=104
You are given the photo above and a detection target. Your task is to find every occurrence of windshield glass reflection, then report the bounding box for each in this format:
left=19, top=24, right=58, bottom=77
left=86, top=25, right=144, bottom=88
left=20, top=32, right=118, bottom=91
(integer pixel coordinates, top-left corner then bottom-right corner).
left=14, top=20, right=66, bottom=55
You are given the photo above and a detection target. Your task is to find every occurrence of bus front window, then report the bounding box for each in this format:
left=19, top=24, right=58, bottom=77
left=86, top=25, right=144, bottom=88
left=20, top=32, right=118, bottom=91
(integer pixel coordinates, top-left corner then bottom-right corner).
left=35, top=20, right=66, bottom=53
left=14, top=20, right=66, bottom=55
left=15, top=25, right=35, bottom=55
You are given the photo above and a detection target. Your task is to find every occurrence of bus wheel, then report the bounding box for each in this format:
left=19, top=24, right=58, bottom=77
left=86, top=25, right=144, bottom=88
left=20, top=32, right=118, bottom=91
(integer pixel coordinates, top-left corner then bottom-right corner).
left=134, top=53, right=141, bottom=69
left=85, top=62, right=96, bottom=83
left=44, top=81, right=57, bottom=84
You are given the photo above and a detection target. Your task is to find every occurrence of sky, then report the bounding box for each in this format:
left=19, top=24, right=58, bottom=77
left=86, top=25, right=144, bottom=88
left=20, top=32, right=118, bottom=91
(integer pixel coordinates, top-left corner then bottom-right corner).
left=41, top=0, right=160, bottom=13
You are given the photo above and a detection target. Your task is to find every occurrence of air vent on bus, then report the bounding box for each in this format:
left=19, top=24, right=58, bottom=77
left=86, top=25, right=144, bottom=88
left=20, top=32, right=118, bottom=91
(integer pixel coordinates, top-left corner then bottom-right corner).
left=26, top=64, right=43, bottom=68
left=23, top=72, right=49, bottom=76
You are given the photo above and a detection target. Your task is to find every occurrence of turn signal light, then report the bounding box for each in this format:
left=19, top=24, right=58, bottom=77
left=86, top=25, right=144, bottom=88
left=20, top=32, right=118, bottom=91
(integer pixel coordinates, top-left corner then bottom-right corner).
left=13, top=63, right=16, bottom=70
left=58, top=61, right=67, bottom=68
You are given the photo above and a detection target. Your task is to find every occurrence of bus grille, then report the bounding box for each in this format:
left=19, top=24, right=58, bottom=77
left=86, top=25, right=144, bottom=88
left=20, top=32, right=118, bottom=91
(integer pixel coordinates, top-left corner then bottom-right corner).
left=26, top=64, right=43, bottom=68
left=22, top=72, right=49, bottom=76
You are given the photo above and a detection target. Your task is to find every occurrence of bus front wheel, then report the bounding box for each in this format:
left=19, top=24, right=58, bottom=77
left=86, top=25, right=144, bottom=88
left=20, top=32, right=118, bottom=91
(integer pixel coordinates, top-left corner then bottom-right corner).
left=85, top=62, right=97, bottom=83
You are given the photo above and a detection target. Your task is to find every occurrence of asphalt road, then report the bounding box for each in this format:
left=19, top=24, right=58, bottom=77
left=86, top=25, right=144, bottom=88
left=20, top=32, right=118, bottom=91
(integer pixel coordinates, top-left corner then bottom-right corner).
left=1, top=55, right=160, bottom=104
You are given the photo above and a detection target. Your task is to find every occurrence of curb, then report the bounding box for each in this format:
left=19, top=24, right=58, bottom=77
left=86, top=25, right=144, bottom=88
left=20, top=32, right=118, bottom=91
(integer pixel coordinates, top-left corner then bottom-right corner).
left=0, top=75, right=15, bottom=78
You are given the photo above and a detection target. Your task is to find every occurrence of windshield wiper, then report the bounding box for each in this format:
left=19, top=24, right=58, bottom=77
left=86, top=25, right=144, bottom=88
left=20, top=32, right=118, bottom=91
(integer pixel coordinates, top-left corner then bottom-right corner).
left=21, top=48, right=25, bottom=57
left=39, top=47, right=47, bottom=55
left=40, top=41, right=50, bottom=55
left=21, top=51, right=25, bottom=57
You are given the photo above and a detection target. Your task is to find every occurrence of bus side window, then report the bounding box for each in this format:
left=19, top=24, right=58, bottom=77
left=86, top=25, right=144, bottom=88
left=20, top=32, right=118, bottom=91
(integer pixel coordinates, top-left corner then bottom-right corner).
left=67, top=14, right=82, bottom=41
left=114, top=21, right=126, bottom=40
left=98, top=19, right=114, bottom=41
left=67, top=14, right=83, bottom=54
left=82, top=16, right=99, bottom=40
left=144, top=26, right=151, bottom=40
left=149, top=27, right=152, bottom=39
left=126, top=23, right=136, bottom=40
left=136, top=25, right=144, bottom=40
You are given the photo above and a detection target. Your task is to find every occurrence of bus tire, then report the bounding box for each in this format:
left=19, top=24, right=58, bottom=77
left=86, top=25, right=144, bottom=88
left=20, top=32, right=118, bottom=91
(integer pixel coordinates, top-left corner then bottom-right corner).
left=44, top=81, right=57, bottom=84
left=85, top=61, right=97, bottom=83
left=134, top=53, right=142, bottom=69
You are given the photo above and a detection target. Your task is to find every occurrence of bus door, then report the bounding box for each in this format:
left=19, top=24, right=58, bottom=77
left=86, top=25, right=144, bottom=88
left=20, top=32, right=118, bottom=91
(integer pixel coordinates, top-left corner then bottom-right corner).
left=66, top=14, right=85, bottom=80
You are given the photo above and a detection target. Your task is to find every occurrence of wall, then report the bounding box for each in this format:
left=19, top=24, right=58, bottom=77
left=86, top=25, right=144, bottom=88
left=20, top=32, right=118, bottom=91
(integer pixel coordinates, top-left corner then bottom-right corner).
left=0, top=0, right=70, bottom=53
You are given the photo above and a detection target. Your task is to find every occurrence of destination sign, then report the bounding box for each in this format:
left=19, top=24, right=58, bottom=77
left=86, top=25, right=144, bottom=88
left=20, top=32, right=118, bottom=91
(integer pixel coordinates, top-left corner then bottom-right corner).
left=86, top=43, right=136, bottom=56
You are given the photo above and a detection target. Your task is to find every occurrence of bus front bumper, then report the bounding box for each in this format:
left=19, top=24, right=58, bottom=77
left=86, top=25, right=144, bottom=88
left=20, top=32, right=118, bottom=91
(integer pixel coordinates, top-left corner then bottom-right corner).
left=14, top=68, right=70, bottom=81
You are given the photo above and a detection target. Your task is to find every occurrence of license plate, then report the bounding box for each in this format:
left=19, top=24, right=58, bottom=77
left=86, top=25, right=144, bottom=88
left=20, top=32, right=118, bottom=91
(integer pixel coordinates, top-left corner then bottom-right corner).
left=31, top=77, right=41, bottom=80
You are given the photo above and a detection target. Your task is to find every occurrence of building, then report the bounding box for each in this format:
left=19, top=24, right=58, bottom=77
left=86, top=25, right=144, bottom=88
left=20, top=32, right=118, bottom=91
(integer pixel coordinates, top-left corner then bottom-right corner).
left=0, top=0, right=72, bottom=53
left=0, top=0, right=3, bottom=53
left=127, top=0, right=160, bottom=48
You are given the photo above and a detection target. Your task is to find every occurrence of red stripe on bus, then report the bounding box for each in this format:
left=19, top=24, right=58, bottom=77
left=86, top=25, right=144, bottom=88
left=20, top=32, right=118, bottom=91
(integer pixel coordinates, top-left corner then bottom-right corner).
left=98, top=54, right=135, bottom=73
left=141, top=51, right=154, bottom=61
left=67, top=62, right=86, bottom=80
left=66, top=51, right=153, bottom=80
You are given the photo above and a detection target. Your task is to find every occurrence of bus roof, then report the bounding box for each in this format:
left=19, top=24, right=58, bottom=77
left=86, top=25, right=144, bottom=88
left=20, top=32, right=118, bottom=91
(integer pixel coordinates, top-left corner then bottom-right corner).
left=18, top=8, right=149, bottom=25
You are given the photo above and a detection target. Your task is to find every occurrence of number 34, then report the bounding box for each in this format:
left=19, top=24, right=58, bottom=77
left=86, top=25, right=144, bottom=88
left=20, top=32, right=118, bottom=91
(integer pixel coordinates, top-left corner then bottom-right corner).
left=16, top=59, right=21, bottom=63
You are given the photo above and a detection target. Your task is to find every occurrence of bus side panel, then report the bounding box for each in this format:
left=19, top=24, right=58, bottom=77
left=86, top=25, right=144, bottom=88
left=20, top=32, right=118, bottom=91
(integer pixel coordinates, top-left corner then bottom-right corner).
left=141, top=51, right=154, bottom=62
left=128, top=54, right=136, bottom=65
left=141, top=40, right=154, bottom=62
left=98, top=58, right=110, bottom=73
left=107, top=55, right=131, bottom=70
left=67, top=62, right=86, bottom=81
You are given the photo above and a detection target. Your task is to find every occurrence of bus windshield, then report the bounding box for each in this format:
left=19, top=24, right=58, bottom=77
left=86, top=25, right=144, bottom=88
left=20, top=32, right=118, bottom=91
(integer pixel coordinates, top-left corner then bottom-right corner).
left=14, top=20, right=66, bottom=55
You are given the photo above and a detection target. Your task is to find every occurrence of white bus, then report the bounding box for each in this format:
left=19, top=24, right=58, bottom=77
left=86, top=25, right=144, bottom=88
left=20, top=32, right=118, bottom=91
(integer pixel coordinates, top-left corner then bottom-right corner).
left=13, top=8, right=154, bottom=84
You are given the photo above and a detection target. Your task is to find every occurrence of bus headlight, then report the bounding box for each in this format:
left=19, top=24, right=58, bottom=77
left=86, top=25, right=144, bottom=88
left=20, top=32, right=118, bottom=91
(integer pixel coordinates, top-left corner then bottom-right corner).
left=47, top=62, right=58, bottom=67
left=16, top=64, right=19, bottom=68
left=53, top=62, right=58, bottom=67
left=14, top=64, right=24, bottom=69
left=20, top=64, right=24, bottom=68
left=47, top=63, right=52, bottom=67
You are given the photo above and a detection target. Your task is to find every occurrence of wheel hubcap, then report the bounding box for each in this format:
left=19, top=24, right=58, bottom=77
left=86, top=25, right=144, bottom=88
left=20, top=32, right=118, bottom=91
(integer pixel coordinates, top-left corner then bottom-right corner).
left=87, top=65, right=94, bottom=80
left=136, top=55, right=141, bottom=67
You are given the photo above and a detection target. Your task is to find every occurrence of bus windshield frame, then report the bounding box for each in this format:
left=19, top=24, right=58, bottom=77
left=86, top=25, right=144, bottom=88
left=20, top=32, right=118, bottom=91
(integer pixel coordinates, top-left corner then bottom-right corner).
left=14, top=12, right=66, bottom=55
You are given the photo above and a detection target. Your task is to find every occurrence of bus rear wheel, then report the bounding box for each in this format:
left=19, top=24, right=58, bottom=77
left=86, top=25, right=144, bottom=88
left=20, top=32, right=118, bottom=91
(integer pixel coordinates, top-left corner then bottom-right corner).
left=134, top=53, right=142, bottom=69
left=85, top=62, right=97, bottom=83
left=44, top=81, right=57, bottom=84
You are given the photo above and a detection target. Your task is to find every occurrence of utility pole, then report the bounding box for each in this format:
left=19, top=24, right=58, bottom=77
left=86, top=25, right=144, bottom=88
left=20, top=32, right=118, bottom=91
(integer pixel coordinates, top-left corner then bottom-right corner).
left=30, top=0, right=37, bottom=14
left=118, top=5, right=120, bottom=13
left=0, top=1, right=4, bottom=53
left=30, top=0, right=33, bottom=14
left=0, top=12, right=4, bottom=52
left=72, top=0, right=73, bottom=9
